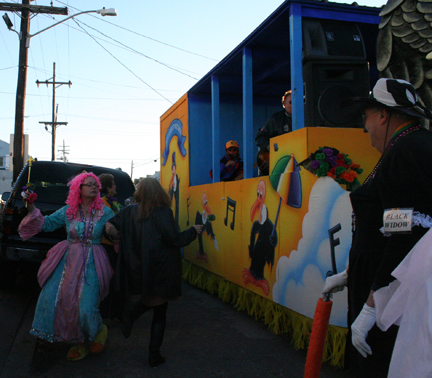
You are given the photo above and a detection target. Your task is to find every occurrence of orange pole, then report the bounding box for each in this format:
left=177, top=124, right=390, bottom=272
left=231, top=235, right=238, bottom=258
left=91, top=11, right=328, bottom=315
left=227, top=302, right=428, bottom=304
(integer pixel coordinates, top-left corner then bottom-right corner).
left=304, top=297, right=333, bottom=378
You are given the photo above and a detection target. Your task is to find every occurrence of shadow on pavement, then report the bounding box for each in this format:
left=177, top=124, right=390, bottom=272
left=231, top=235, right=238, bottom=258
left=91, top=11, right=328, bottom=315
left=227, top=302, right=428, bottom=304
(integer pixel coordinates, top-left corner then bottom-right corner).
left=28, top=282, right=354, bottom=378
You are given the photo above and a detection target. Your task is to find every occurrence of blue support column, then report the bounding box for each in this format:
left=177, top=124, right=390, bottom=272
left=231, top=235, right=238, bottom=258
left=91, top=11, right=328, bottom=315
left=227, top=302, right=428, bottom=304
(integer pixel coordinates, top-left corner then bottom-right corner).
left=290, top=3, right=305, bottom=131
left=211, top=74, right=221, bottom=183
left=242, top=47, right=253, bottom=179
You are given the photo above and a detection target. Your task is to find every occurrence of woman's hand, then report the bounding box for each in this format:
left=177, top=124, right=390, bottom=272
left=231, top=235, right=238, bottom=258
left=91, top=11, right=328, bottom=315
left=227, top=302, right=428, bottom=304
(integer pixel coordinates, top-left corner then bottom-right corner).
left=193, top=225, right=204, bottom=234
left=105, top=222, right=119, bottom=238
left=21, top=191, right=37, bottom=212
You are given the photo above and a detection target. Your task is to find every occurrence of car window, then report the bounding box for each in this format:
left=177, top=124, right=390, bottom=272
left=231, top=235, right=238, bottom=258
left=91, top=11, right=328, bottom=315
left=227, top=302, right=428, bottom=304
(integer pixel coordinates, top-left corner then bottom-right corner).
left=32, top=180, right=69, bottom=205
left=10, top=162, right=135, bottom=207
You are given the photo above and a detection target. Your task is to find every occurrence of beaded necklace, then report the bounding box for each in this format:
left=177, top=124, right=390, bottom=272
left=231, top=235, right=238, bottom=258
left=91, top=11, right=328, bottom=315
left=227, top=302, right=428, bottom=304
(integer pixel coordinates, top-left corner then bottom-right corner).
left=79, top=205, right=96, bottom=285
left=352, top=122, right=421, bottom=232
left=102, top=194, right=121, bottom=214
left=363, top=122, right=420, bottom=185
left=79, top=206, right=96, bottom=244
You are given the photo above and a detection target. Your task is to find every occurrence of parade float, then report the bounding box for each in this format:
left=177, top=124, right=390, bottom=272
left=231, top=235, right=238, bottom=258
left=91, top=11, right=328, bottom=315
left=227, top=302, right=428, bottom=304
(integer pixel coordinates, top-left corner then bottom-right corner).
left=159, top=0, right=384, bottom=367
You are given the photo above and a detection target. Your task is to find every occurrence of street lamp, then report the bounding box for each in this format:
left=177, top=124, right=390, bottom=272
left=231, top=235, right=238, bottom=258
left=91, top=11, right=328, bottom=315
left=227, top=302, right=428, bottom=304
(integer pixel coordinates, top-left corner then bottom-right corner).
left=26, top=8, right=117, bottom=47
left=2, top=6, right=117, bottom=181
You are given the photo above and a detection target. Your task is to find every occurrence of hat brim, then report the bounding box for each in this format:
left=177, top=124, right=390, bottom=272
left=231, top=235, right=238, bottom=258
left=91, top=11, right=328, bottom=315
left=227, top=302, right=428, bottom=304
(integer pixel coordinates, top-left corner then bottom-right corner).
left=340, top=96, right=432, bottom=121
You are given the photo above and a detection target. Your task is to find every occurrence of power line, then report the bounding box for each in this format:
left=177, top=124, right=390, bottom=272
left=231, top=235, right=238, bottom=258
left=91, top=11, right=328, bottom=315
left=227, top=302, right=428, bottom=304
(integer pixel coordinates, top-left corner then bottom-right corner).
left=72, top=19, right=173, bottom=104
left=75, top=19, right=199, bottom=80
left=27, top=19, right=204, bottom=78
left=55, top=0, right=219, bottom=62
left=25, top=64, right=192, bottom=94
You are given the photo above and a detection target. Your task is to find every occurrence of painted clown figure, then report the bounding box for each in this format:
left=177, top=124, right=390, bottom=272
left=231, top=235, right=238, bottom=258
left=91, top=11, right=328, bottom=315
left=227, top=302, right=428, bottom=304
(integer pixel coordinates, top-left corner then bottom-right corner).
left=243, top=180, right=276, bottom=295
left=195, top=193, right=218, bottom=262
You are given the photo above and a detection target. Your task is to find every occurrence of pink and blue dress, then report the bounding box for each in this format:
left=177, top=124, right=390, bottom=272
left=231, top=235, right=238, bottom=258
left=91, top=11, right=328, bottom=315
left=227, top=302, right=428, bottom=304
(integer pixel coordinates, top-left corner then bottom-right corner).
left=19, top=205, right=114, bottom=343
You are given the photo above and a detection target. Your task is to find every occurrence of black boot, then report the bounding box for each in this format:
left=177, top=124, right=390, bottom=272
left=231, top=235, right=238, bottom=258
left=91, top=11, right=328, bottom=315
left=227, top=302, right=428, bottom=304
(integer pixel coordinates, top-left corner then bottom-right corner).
left=149, top=322, right=166, bottom=367
left=121, top=300, right=150, bottom=338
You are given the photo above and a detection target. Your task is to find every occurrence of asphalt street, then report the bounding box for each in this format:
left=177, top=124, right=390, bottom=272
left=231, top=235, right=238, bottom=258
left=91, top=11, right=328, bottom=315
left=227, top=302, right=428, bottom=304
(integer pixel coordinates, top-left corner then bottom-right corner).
left=1, top=279, right=355, bottom=378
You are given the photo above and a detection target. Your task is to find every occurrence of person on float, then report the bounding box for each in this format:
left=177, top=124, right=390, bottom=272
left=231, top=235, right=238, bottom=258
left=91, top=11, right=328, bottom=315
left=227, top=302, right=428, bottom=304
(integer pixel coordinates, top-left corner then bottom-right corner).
left=220, top=140, right=244, bottom=181
left=19, top=172, right=115, bottom=361
left=322, top=78, right=432, bottom=377
left=255, top=90, right=292, bottom=152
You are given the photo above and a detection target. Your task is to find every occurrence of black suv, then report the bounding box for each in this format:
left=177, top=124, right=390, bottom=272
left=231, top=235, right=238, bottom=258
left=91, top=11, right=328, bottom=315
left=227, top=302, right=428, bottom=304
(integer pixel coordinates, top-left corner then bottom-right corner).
left=0, top=161, right=136, bottom=289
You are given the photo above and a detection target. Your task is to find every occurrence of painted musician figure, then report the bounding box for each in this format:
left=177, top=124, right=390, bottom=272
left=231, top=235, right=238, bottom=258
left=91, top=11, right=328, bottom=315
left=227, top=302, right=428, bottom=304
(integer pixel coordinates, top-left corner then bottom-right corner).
left=255, top=90, right=292, bottom=152
left=168, top=151, right=180, bottom=230
left=322, top=78, right=432, bottom=378
left=220, top=140, right=244, bottom=181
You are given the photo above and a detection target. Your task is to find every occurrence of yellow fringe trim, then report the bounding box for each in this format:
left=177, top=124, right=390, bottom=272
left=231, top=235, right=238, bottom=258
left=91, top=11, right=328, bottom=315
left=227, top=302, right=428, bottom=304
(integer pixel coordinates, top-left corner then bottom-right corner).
left=182, top=260, right=347, bottom=368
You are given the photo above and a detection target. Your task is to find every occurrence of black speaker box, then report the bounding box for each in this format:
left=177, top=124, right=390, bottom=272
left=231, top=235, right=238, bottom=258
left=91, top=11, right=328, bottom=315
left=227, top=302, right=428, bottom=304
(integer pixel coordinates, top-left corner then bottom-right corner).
left=303, top=19, right=366, bottom=62
left=303, top=61, right=369, bottom=128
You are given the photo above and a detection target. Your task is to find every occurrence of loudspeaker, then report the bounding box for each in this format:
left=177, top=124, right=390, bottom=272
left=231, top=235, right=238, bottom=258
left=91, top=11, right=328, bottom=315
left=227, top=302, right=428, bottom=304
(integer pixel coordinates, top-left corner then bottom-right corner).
left=303, top=19, right=366, bottom=62
left=302, top=20, right=369, bottom=128
left=303, top=61, right=369, bottom=128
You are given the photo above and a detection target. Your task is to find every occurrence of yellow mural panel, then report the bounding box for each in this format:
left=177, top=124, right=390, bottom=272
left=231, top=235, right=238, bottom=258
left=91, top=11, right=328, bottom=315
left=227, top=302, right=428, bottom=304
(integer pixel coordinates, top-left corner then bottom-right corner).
left=159, top=94, right=383, bottom=327
left=238, top=176, right=279, bottom=299
left=219, top=180, right=243, bottom=287
left=184, top=183, right=226, bottom=278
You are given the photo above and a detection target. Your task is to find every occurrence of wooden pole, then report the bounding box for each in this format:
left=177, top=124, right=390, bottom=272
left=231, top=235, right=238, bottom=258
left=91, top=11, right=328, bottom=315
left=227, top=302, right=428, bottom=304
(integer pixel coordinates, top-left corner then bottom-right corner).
left=12, top=0, right=30, bottom=182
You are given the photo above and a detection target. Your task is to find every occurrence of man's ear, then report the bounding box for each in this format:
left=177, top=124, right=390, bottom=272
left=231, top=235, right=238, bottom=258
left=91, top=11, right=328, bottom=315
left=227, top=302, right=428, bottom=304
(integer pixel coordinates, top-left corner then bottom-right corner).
left=380, top=108, right=389, bottom=123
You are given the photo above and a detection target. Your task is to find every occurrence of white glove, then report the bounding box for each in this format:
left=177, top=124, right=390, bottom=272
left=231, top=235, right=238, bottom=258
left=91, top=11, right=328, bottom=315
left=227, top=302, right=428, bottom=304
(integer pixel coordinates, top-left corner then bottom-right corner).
left=321, top=270, right=348, bottom=299
left=351, top=303, right=376, bottom=358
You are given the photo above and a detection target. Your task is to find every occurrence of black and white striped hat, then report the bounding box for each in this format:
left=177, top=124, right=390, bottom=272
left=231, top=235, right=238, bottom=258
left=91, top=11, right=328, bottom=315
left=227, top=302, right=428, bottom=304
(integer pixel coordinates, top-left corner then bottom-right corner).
left=343, top=78, right=432, bottom=121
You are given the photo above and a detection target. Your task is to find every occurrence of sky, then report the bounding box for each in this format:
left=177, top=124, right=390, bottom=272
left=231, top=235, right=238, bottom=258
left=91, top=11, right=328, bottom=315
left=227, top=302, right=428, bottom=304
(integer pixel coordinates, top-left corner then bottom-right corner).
left=0, top=0, right=385, bottom=180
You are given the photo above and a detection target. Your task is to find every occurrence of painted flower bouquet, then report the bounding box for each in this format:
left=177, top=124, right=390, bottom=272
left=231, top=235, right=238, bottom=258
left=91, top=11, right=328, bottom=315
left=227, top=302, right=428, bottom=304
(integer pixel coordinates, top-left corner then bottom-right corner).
left=299, top=146, right=363, bottom=191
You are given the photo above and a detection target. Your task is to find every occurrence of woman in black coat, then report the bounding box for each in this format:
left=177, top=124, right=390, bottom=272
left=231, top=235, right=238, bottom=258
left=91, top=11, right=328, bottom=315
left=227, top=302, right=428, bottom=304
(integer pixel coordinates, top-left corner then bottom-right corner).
left=105, top=177, right=203, bottom=367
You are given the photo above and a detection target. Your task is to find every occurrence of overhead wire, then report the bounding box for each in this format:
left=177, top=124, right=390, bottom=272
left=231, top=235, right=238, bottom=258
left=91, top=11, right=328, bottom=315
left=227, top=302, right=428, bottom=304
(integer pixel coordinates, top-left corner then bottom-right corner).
left=55, top=0, right=218, bottom=62
left=75, top=19, right=199, bottom=80
left=4, top=1, right=201, bottom=172
left=72, top=18, right=173, bottom=104
left=36, top=19, right=203, bottom=78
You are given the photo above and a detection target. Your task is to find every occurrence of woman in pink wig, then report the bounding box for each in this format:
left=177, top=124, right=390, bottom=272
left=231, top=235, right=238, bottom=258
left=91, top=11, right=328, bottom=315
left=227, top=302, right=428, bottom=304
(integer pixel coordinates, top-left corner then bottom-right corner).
left=19, top=172, right=115, bottom=361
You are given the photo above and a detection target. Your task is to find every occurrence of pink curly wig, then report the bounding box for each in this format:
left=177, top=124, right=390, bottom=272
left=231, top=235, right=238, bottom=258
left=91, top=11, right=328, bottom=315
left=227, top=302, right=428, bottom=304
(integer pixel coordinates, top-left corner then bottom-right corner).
left=65, top=172, right=104, bottom=219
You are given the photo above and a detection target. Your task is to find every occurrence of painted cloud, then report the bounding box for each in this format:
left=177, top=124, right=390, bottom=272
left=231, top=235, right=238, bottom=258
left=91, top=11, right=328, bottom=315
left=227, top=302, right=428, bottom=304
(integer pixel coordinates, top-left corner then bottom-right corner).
left=272, top=176, right=353, bottom=327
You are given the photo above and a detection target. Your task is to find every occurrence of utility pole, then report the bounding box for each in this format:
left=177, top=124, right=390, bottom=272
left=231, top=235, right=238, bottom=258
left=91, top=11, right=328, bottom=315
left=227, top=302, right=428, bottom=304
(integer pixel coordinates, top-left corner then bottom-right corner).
left=0, top=2, right=68, bottom=180
left=57, top=140, right=70, bottom=162
left=37, top=62, right=71, bottom=160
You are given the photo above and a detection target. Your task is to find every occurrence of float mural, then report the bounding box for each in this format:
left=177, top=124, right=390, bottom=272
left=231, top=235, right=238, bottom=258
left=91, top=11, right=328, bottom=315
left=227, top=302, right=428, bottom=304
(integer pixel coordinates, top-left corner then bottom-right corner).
left=160, top=96, right=381, bottom=330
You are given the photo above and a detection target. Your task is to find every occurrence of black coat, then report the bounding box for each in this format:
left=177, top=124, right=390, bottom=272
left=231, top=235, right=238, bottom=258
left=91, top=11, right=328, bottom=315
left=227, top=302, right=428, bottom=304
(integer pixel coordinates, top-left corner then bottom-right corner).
left=347, top=125, right=432, bottom=376
left=255, top=110, right=292, bottom=150
left=110, top=205, right=197, bottom=298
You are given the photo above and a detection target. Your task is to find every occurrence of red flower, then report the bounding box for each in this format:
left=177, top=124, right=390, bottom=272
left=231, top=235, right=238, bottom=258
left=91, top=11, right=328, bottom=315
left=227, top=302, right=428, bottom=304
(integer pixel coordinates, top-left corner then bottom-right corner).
left=340, top=171, right=357, bottom=183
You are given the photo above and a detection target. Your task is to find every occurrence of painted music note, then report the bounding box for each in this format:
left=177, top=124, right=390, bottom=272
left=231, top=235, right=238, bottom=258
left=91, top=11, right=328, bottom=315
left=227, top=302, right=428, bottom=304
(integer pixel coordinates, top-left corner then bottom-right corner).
left=224, top=197, right=236, bottom=230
